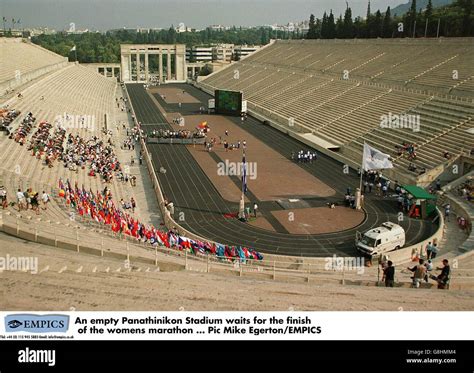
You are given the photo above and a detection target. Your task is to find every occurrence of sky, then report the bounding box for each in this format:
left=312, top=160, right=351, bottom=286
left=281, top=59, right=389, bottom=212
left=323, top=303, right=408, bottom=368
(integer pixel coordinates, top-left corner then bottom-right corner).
left=1, top=0, right=409, bottom=30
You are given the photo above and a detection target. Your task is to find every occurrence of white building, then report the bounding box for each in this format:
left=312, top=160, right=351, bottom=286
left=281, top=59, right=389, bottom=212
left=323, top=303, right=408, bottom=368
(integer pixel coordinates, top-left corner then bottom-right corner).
left=234, top=45, right=261, bottom=60
left=212, top=44, right=234, bottom=62
left=186, top=46, right=213, bottom=63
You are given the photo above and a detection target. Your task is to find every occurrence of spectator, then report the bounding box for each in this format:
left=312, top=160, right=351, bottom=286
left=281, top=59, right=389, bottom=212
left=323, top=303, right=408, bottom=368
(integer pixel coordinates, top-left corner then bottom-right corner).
left=426, top=241, right=433, bottom=259
left=0, top=186, right=7, bottom=209
left=16, top=189, right=25, bottom=211
left=41, top=191, right=50, bottom=210
left=424, top=259, right=433, bottom=282
left=253, top=203, right=258, bottom=218
left=31, top=192, right=40, bottom=215
left=430, top=243, right=439, bottom=259
left=407, top=259, right=426, bottom=288
left=443, top=203, right=451, bottom=222
left=383, top=260, right=395, bottom=287
left=435, top=259, right=451, bottom=290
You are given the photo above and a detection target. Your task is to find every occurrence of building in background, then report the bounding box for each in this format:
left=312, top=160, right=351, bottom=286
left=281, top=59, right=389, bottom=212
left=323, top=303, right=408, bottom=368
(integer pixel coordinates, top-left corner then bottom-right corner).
left=234, top=45, right=261, bottom=60
left=212, top=44, right=234, bottom=62
left=186, top=46, right=213, bottom=63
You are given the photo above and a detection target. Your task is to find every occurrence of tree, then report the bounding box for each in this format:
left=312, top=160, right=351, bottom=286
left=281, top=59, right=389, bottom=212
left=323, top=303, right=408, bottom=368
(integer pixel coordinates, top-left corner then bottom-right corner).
left=321, top=11, right=328, bottom=38
left=409, top=0, right=418, bottom=36
left=366, top=1, right=373, bottom=37
left=382, top=6, right=392, bottom=38
left=458, top=0, right=473, bottom=36
left=374, top=10, right=383, bottom=37
left=307, top=14, right=317, bottom=39
left=343, top=3, right=354, bottom=38
left=327, top=10, right=336, bottom=38
left=336, top=14, right=344, bottom=38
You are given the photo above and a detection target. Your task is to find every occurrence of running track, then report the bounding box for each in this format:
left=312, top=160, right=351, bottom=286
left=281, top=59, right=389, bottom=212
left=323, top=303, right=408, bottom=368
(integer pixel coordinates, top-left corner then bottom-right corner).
left=126, top=83, right=436, bottom=257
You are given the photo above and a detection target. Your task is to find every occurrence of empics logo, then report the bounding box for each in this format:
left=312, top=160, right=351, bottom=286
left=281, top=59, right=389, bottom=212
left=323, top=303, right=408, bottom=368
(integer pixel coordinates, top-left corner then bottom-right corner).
left=8, top=319, right=23, bottom=329
left=5, top=314, right=69, bottom=333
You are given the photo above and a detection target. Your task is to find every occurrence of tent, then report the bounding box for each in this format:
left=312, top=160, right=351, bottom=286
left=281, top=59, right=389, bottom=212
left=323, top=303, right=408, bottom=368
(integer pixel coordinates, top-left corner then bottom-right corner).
left=402, top=185, right=437, bottom=218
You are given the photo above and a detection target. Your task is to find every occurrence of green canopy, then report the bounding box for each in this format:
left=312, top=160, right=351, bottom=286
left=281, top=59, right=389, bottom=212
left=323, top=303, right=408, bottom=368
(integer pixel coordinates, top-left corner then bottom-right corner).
left=402, top=185, right=437, bottom=200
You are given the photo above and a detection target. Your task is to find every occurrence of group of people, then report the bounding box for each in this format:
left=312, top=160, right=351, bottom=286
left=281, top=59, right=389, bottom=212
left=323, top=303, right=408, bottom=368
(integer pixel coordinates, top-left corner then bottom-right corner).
left=116, top=96, right=130, bottom=113
left=456, top=180, right=473, bottom=202
left=223, top=139, right=246, bottom=152
left=149, top=129, right=205, bottom=139
left=57, top=178, right=263, bottom=262
left=172, top=116, right=185, bottom=126
left=0, top=108, right=20, bottom=133
left=291, top=150, right=318, bottom=163
left=27, top=120, right=66, bottom=168
left=361, top=170, right=389, bottom=197
left=396, top=142, right=417, bottom=160
left=12, top=187, right=50, bottom=214
left=62, top=134, right=121, bottom=183
left=381, top=257, right=451, bottom=290
left=9, top=112, right=36, bottom=145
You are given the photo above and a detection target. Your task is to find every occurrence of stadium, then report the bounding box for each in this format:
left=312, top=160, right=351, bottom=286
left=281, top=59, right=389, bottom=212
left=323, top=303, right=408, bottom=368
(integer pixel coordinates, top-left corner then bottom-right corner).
left=0, top=27, right=473, bottom=310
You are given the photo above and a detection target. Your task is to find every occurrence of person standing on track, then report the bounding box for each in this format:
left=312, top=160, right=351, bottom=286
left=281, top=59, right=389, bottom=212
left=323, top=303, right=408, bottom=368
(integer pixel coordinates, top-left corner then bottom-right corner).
left=253, top=202, right=258, bottom=218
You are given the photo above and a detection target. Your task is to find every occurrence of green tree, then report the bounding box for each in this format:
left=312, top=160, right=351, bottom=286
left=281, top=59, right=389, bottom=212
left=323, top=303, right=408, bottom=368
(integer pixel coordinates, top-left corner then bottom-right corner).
left=343, top=3, right=354, bottom=38
left=327, top=10, right=336, bottom=38
left=374, top=10, right=383, bottom=37
left=321, top=11, right=328, bottom=38
left=366, top=0, right=373, bottom=37
left=457, top=0, right=473, bottom=36
left=307, top=14, right=317, bottom=39
left=382, top=6, right=392, bottom=38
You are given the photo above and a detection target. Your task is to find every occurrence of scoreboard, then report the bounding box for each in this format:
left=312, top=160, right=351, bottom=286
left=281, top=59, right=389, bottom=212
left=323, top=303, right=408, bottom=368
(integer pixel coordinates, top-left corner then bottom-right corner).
left=214, top=90, right=243, bottom=116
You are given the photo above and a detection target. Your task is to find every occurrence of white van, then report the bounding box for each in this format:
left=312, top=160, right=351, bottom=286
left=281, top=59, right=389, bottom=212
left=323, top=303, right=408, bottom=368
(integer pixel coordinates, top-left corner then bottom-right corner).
left=356, top=222, right=405, bottom=258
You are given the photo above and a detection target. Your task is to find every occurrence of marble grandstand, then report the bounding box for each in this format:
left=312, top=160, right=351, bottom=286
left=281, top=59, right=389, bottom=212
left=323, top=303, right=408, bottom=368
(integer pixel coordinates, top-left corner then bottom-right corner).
left=0, top=37, right=473, bottom=308
left=198, top=38, right=474, bottom=185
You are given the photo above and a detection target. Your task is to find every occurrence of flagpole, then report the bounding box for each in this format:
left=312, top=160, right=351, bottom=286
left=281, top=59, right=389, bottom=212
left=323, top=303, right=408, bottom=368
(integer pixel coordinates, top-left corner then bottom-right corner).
left=238, top=148, right=246, bottom=220
left=356, top=142, right=366, bottom=210
left=359, top=142, right=365, bottom=191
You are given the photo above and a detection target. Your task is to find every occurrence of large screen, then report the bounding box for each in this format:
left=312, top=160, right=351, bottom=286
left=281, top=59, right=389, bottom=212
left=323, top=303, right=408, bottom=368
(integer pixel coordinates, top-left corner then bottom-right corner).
left=215, top=90, right=243, bottom=115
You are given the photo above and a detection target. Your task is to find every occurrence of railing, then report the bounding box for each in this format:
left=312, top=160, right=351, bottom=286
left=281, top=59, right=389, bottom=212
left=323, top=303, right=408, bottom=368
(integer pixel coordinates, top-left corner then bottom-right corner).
left=2, top=210, right=472, bottom=288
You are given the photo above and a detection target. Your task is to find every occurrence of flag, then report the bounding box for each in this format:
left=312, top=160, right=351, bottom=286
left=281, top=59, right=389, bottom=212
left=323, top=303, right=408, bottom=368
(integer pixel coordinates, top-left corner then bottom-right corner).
left=362, top=142, right=393, bottom=171
left=241, top=152, right=247, bottom=194
left=70, top=45, right=76, bottom=52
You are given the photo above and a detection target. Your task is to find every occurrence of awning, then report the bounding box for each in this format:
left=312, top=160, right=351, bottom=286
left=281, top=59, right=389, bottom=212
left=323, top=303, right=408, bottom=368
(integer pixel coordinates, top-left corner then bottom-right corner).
left=402, top=185, right=437, bottom=200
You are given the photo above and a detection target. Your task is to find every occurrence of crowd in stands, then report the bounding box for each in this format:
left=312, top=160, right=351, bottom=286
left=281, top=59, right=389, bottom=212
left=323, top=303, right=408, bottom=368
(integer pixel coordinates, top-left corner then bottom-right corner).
left=27, top=121, right=66, bottom=167
left=456, top=179, right=473, bottom=203
left=62, top=134, right=121, bottom=182
left=9, top=112, right=36, bottom=145
left=58, top=178, right=263, bottom=262
left=0, top=108, right=21, bottom=133
left=396, top=143, right=417, bottom=160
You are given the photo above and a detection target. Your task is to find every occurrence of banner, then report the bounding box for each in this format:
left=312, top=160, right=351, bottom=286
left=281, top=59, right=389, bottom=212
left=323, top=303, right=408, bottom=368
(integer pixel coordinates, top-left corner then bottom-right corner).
left=0, top=312, right=472, bottom=341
